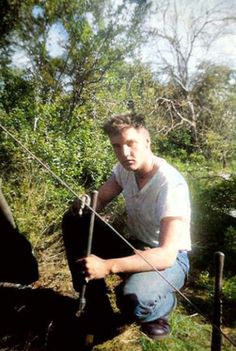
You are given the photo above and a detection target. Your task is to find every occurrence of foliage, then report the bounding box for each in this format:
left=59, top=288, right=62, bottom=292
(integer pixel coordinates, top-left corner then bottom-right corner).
left=190, top=269, right=235, bottom=303
left=0, top=104, right=114, bottom=190
left=9, top=0, right=149, bottom=116
left=0, top=66, right=36, bottom=114
left=192, top=64, right=236, bottom=163
left=0, top=0, right=23, bottom=47
left=189, top=173, right=236, bottom=275
left=223, top=275, right=236, bottom=301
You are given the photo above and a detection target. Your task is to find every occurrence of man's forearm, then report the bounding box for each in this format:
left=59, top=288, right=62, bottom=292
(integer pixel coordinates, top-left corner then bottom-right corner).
left=106, top=247, right=178, bottom=275
left=95, top=194, right=109, bottom=213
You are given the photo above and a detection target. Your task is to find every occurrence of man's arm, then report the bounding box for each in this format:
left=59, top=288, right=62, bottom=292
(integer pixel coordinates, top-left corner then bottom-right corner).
left=70, top=173, right=122, bottom=215
left=96, top=173, right=122, bottom=212
left=80, top=217, right=184, bottom=280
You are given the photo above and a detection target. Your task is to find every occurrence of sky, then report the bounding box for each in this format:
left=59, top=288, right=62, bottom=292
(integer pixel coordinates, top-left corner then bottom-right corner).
left=140, top=0, right=236, bottom=74
left=12, top=0, right=236, bottom=74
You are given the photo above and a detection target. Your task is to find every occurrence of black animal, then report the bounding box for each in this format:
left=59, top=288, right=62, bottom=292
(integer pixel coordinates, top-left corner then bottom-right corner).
left=0, top=187, right=39, bottom=284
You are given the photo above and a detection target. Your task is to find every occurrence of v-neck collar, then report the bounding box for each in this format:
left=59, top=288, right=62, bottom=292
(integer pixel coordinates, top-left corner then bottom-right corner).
left=132, top=157, right=165, bottom=193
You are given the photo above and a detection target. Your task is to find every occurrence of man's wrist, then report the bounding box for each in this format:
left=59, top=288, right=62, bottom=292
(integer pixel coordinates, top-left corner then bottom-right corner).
left=105, top=259, right=119, bottom=275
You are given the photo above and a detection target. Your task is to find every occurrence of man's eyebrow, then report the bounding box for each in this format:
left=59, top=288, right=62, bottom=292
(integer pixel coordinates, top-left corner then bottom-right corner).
left=112, top=139, right=136, bottom=145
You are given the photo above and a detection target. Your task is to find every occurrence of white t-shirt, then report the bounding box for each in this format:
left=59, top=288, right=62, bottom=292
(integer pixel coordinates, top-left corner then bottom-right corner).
left=113, top=157, right=191, bottom=251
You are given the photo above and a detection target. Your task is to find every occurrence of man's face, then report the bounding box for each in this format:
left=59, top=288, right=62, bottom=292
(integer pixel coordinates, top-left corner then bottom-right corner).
left=109, top=127, right=151, bottom=171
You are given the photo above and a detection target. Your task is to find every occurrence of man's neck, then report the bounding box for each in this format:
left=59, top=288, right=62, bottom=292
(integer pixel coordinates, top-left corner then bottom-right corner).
left=135, top=154, right=156, bottom=180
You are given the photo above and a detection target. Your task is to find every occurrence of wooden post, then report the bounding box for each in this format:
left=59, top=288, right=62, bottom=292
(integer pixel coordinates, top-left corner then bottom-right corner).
left=211, top=251, right=225, bottom=351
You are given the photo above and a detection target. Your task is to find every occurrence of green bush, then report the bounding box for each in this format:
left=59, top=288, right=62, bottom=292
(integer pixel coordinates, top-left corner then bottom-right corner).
left=190, top=174, right=236, bottom=275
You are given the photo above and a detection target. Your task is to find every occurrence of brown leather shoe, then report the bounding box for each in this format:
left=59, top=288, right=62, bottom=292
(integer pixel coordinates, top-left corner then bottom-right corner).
left=141, top=318, right=171, bottom=340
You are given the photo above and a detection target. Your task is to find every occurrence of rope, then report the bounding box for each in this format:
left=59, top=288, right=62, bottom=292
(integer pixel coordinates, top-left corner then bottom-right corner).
left=0, top=122, right=235, bottom=347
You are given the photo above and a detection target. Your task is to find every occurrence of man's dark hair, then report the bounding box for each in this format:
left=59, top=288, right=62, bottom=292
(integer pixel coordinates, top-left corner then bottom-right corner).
left=102, top=113, right=146, bottom=136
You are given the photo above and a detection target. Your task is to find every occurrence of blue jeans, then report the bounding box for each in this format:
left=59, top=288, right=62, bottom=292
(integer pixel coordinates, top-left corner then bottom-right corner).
left=119, top=251, right=189, bottom=323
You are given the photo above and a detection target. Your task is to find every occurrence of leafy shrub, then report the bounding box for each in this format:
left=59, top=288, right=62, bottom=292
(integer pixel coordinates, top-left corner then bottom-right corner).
left=190, top=174, right=236, bottom=275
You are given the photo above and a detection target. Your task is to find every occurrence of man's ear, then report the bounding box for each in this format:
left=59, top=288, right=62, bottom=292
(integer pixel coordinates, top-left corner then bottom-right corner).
left=146, top=137, right=151, bottom=148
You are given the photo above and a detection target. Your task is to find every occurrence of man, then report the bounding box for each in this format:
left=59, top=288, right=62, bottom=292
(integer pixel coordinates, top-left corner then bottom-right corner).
left=62, top=113, right=191, bottom=340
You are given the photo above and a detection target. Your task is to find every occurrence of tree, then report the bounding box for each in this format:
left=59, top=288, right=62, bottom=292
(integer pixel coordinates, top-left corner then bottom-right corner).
left=0, top=0, right=23, bottom=47
left=8, top=0, right=149, bottom=128
left=0, top=66, right=36, bottom=115
left=141, top=0, right=236, bottom=151
left=192, top=63, right=236, bottom=164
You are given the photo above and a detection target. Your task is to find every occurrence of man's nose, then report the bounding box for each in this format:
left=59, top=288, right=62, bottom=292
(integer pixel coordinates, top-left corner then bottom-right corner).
left=122, top=144, right=131, bottom=157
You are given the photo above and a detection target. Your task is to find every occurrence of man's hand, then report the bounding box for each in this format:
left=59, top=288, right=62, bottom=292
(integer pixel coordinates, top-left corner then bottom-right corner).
left=70, top=194, right=91, bottom=216
left=77, top=255, right=110, bottom=280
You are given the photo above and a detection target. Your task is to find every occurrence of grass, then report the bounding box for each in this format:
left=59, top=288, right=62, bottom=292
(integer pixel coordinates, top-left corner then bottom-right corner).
left=93, top=305, right=236, bottom=351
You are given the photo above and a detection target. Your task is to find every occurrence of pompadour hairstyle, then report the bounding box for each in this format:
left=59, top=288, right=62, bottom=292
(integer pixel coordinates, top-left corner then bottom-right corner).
left=102, top=113, right=146, bottom=136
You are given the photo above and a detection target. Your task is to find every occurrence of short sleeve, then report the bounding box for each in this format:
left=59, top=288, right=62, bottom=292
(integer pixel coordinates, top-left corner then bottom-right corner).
left=112, top=163, right=122, bottom=187
left=157, top=182, right=191, bottom=220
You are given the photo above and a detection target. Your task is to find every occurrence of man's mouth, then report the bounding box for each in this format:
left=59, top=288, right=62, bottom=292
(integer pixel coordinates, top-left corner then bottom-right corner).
left=122, top=159, right=135, bottom=167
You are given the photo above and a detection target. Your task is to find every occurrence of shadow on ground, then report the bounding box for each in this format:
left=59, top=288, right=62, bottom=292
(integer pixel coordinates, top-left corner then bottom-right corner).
left=0, top=284, right=118, bottom=351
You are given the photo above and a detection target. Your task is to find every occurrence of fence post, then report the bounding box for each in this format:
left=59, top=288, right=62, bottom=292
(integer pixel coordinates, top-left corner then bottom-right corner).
left=211, top=251, right=225, bottom=351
